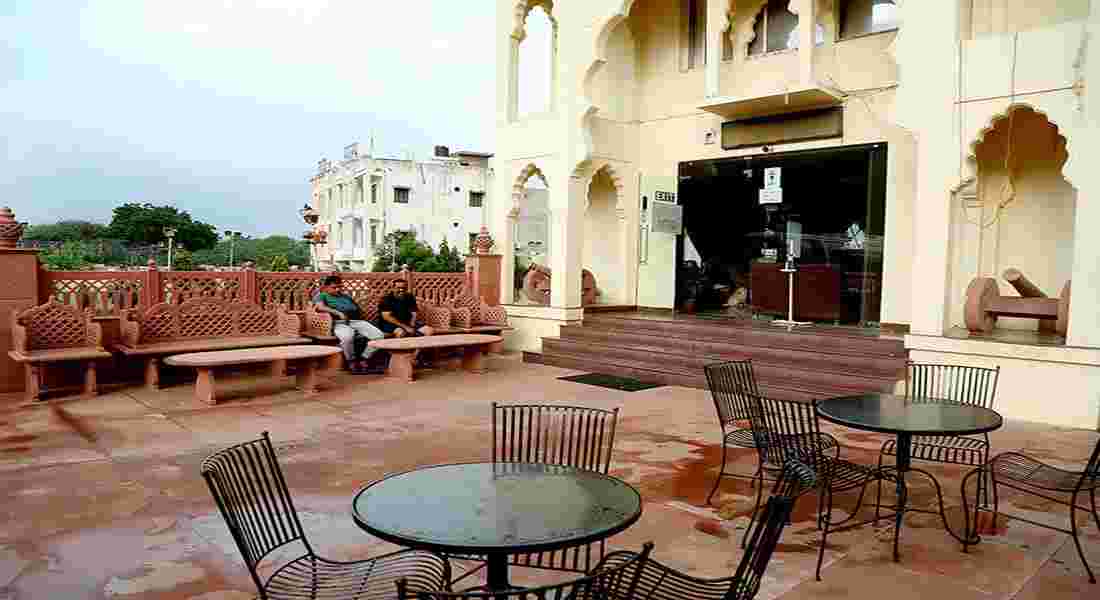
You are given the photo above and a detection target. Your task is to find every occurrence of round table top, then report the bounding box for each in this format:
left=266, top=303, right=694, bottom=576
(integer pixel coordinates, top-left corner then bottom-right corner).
left=368, top=334, right=502, bottom=350
left=164, top=345, right=341, bottom=367
left=352, top=462, right=642, bottom=555
left=817, top=393, right=1003, bottom=436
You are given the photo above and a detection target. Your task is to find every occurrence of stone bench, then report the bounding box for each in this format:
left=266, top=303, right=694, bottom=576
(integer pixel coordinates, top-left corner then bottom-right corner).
left=116, top=297, right=309, bottom=390
left=9, top=299, right=113, bottom=402
left=368, top=334, right=503, bottom=382
left=302, top=293, right=511, bottom=357
left=164, top=345, right=342, bottom=405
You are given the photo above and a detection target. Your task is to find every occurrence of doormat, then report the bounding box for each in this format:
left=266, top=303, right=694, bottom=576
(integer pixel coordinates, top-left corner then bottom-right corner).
left=558, top=373, right=665, bottom=392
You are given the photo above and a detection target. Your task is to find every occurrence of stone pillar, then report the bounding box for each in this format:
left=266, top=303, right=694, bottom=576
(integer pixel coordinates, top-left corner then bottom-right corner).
left=467, top=226, right=502, bottom=305
left=549, top=176, right=586, bottom=308
left=794, top=0, right=816, bottom=86
left=898, top=2, right=960, bottom=336
left=1065, top=5, right=1100, bottom=347
left=0, top=208, right=38, bottom=393
left=704, top=0, right=726, bottom=98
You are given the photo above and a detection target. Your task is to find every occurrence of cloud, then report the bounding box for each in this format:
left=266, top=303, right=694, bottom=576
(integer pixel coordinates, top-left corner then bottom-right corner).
left=2, top=0, right=497, bottom=237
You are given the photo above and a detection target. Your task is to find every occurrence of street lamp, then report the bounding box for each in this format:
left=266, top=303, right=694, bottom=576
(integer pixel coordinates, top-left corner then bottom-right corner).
left=300, top=203, right=326, bottom=271
left=163, top=227, right=178, bottom=270
left=224, top=230, right=241, bottom=269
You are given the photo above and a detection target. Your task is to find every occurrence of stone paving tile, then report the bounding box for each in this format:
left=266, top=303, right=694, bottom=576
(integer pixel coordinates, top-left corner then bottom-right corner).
left=0, top=355, right=1096, bottom=598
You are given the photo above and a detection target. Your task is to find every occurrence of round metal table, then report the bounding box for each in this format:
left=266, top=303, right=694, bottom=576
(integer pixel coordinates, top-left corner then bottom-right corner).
left=817, top=393, right=1003, bottom=559
left=351, top=462, right=643, bottom=591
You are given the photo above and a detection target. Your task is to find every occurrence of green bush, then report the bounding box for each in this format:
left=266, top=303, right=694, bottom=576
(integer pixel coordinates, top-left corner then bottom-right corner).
left=269, top=254, right=290, bottom=271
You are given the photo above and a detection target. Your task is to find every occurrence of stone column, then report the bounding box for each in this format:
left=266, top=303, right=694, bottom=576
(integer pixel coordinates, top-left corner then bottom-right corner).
left=898, top=2, right=960, bottom=335
left=0, top=208, right=38, bottom=393
left=1064, top=5, right=1100, bottom=347
left=466, top=226, right=503, bottom=305
left=794, top=0, right=816, bottom=86
left=704, top=0, right=726, bottom=98
left=548, top=176, right=586, bottom=308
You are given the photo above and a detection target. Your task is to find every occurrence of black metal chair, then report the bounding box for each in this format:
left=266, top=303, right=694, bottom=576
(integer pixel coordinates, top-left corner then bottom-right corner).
left=703, top=359, right=765, bottom=506
left=201, top=432, right=452, bottom=600
left=876, top=362, right=1000, bottom=517
left=398, top=542, right=653, bottom=600
left=449, top=403, right=622, bottom=585
left=746, top=393, right=887, bottom=581
left=962, top=433, right=1100, bottom=583
left=592, top=460, right=816, bottom=600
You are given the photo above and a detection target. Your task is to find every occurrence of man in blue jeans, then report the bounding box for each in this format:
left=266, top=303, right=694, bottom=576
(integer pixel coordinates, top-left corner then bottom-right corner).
left=314, top=275, right=386, bottom=374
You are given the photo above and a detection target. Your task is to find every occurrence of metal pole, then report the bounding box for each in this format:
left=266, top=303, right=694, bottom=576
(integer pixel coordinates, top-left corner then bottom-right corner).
left=167, top=237, right=174, bottom=271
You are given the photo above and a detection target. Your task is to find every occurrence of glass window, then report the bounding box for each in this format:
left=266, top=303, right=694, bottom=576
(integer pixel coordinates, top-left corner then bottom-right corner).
left=394, top=187, right=410, bottom=204
left=371, top=182, right=378, bottom=203
left=840, top=0, right=898, bottom=39
left=469, top=191, right=485, bottom=208
left=370, top=224, right=378, bottom=248
left=749, top=0, right=824, bottom=56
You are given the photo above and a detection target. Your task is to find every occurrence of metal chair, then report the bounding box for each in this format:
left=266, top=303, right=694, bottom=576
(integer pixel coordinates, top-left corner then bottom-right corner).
left=703, top=359, right=765, bottom=506
left=876, top=362, right=1000, bottom=518
left=592, top=460, right=816, bottom=600
left=962, top=433, right=1100, bottom=583
left=201, top=432, right=452, bottom=600
left=746, top=393, right=886, bottom=581
left=449, top=403, right=621, bottom=585
left=398, top=542, right=653, bottom=600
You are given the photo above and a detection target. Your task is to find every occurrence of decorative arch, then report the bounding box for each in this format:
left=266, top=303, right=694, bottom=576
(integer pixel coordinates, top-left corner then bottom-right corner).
left=585, top=162, right=627, bottom=215
left=510, top=163, right=550, bottom=219
left=967, top=103, right=1072, bottom=188
left=735, top=0, right=773, bottom=57
left=512, top=0, right=557, bottom=41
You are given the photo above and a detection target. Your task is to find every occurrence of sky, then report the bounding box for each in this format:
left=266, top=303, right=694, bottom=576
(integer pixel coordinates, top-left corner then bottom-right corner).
left=0, top=1, right=505, bottom=237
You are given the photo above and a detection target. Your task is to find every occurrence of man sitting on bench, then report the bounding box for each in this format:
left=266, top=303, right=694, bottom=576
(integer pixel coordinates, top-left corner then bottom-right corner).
left=376, top=278, right=432, bottom=367
left=314, top=275, right=386, bottom=374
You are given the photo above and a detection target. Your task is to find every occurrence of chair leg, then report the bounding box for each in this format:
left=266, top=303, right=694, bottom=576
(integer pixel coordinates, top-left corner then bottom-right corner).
left=1090, top=488, right=1099, bottom=535
left=706, top=442, right=729, bottom=506
left=1069, top=494, right=1097, bottom=584
left=24, top=363, right=41, bottom=402
left=82, top=360, right=98, bottom=397
left=874, top=452, right=886, bottom=526
left=816, top=486, right=833, bottom=582
left=740, top=470, right=765, bottom=550
left=960, top=468, right=982, bottom=552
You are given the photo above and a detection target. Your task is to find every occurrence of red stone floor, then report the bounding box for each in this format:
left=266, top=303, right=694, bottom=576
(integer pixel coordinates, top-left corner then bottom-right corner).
left=0, top=354, right=1096, bottom=598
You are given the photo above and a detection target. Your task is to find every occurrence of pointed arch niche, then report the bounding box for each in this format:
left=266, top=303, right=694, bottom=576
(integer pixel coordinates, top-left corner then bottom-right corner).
left=510, top=1, right=558, bottom=121
left=948, top=105, right=1076, bottom=332
left=585, top=10, right=637, bottom=124
left=509, top=164, right=553, bottom=305
left=583, top=165, right=627, bottom=305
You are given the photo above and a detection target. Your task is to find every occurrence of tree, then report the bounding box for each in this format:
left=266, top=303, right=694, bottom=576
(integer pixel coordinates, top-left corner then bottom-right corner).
left=40, top=242, right=91, bottom=271
left=173, top=249, right=195, bottom=271
left=106, top=203, right=219, bottom=250
left=370, top=230, right=465, bottom=273
left=191, top=234, right=311, bottom=268
left=24, top=220, right=108, bottom=242
left=269, top=254, right=289, bottom=271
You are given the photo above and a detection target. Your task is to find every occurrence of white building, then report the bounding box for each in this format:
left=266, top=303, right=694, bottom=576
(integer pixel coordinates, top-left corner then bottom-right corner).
left=309, top=143, right=494, bottom=271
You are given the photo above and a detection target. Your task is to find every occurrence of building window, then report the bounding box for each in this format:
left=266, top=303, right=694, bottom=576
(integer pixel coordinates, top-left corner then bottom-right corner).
left=839, top=0, right=899, bottom=39
left=371, top=182, right=378, bottom=203
left=469, top=191, right=485, bottom=208
left=681, top=0, right=706, bottom=70
left=394, top=187, right=410, bottom=204
left=469, top=232, right=478, bottom=252
left=748, top=0, right=823, bottom=56
left=370, top=224, right=378, bottom=248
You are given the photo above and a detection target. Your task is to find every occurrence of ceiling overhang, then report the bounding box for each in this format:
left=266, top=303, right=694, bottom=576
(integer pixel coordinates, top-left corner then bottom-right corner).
left=699, top=86, right=845, bottom=120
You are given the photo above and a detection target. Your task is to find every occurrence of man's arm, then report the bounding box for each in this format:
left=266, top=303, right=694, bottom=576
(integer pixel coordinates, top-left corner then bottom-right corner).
left=313, top=295, right=348, bottom=321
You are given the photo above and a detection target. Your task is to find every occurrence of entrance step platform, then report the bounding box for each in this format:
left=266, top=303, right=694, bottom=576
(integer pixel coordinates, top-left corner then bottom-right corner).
left=529, top=311, right=907, bottom=401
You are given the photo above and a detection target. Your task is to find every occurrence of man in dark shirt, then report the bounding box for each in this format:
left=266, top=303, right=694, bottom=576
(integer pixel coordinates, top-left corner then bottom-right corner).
left=376, top=278, right=419, bottom=337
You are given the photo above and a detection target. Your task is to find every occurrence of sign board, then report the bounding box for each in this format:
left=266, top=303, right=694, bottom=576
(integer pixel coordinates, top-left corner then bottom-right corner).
left=651, top=202, right=683, bottom=235
left=653, top=190, right=677, bottom=203
left=764, top=167, right=782, bottom=190
left=759, top=188, right=783, bottom=204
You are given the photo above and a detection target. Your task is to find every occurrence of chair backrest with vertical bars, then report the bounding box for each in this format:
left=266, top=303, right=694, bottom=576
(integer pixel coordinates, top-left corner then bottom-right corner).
left=591, top=462, right=815, bottom=600
left=492, top=403, right=620, bottom=474
left=905, top=362, right=1000, bottom=409
left=491, top=402, right=621, bottom=573
left=747, top=393, right=827, bottom=471
left=200, top=432, right=310, bottom=587
left=704, top=359, right=759, bottom=428
left=398, top=542, right=653, bottom=600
